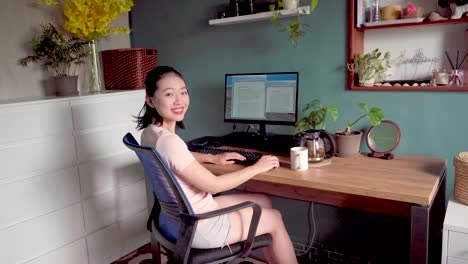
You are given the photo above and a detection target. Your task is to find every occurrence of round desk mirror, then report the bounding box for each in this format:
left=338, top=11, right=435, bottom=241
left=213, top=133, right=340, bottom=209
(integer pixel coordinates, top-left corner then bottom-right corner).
left=366, top=120, right=401, bottom=160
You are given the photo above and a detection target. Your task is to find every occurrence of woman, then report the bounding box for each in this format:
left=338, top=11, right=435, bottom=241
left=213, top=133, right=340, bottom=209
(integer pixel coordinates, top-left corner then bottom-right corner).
left=136, top=66, right=298, bottom=264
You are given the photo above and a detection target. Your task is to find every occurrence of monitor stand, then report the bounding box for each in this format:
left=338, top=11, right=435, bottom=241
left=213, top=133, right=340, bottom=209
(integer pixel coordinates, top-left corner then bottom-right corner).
left=258, top=124, right=267, bottom=141
left=221, top=124, right=297, bottom=153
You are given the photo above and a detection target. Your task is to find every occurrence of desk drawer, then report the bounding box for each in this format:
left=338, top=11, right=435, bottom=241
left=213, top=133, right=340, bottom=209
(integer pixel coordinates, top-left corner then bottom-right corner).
left=448, top=231, right=468, bottom=260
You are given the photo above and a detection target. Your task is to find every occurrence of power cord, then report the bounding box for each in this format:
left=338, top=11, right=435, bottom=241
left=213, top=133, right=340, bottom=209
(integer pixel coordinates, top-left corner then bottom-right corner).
left=296, top=202, right=316, bottom=257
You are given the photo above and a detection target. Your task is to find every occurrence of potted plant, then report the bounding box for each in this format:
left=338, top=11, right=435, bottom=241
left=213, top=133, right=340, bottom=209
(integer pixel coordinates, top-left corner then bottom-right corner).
left=295, top=99, right=338, bottom=161
left=295, top=99, right=338, bottom=133
left=19, top=23, right=89, bottom=95
left=347, top=48, right=391, bottom=86
left=333, top=103, right=384, bottom=157
left=270, top=0, right=318, bottom=47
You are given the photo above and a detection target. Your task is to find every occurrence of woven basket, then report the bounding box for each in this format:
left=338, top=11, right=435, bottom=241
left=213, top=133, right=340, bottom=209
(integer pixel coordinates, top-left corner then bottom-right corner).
left=101, top=48, right=158, bottom=90
left=454, top=152, right=468, bottom=205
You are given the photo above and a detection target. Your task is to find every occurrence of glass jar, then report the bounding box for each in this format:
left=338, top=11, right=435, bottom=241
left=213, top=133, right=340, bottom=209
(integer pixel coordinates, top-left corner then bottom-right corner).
left=449, top=69, right=464, bottom=86
left=432, top=69, right=449, bottom=86
left=369, top=0, right=381, bottom=22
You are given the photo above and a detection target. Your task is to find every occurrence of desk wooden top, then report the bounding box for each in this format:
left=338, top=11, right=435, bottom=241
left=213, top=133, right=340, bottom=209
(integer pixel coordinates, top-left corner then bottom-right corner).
left=204, top=154, right=447, bottom=206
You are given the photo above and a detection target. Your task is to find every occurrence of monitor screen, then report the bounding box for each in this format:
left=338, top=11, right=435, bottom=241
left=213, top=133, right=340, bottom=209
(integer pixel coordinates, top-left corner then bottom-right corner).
left=224, top=72, right=298, bottom=125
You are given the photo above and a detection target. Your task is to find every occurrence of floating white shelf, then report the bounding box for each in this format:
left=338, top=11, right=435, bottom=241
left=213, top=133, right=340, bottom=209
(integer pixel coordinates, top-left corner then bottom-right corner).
left=208, top=6, right=310, bottom=26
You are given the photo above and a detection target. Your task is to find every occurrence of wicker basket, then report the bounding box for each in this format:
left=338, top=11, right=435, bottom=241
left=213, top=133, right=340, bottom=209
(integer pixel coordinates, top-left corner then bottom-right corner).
left=101, top=48, right=158, bottom=90
left=454, top=152, right=468, bottom=205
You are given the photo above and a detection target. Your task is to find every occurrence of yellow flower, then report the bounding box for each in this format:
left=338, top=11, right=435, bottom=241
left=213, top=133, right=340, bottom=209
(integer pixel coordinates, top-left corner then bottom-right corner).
left=39, top=0, right=134, bottom=41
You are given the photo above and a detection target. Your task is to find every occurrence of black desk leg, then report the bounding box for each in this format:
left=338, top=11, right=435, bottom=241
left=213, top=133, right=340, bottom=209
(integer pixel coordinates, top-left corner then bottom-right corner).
left=411, top=205, right=429, bottom=264
left=410, top=172, right=446, bottom=264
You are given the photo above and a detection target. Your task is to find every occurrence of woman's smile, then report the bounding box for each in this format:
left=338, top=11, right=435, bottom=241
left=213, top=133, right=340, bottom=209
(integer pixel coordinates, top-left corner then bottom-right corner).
left=171, top=107, right=185, bottom=115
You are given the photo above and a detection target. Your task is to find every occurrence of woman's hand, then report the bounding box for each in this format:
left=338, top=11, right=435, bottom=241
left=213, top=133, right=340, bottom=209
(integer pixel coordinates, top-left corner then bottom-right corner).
left=251, top=155, right=280, bottom=173
left=213, top=152, right=246, bottom=165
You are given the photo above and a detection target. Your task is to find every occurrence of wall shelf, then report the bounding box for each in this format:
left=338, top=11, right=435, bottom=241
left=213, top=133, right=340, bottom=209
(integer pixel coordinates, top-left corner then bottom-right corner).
left=357, top=17, right=468, bottom=31
left=208, top=6, right=310, bottom=26
left=350, top=85, right=468, bottom=91
left=347, top=0, right=468, bottom=92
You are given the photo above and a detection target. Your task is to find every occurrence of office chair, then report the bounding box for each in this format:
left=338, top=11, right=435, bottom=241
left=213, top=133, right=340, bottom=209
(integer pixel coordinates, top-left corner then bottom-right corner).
left=122, top=133, right=272, bottom=264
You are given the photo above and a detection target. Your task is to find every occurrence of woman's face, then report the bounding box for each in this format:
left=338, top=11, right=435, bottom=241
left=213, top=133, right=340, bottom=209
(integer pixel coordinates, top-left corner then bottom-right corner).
left=146, top=72, right=189, bottom=126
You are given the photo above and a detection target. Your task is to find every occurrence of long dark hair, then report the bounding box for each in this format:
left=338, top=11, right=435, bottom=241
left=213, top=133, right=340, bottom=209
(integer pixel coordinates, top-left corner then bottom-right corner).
left=135, top=66, right=186, bottom=130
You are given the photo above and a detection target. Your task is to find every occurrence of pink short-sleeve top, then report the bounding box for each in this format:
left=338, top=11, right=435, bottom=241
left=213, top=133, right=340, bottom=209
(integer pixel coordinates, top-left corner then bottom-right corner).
left=141, top=125, right=217, bottom=214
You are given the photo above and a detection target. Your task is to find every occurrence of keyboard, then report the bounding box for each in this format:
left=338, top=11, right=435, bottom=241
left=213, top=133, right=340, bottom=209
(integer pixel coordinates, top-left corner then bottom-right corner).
left=193, top=147, right=264, bottom=166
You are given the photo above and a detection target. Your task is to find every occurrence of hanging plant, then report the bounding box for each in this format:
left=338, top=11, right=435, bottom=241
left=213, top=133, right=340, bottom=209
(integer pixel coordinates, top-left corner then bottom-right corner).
left=269, top=0, right=318, bottom=47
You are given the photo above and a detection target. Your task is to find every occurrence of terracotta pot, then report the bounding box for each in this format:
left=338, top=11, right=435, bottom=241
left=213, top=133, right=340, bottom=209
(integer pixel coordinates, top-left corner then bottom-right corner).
left=53, top=76, right=78, bottom=96
left=333, top=131, right=363, bottom=157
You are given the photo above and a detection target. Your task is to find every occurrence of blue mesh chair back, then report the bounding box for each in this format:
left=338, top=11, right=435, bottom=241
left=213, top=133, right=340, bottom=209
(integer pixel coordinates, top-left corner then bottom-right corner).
left=123, top=132, right=193, bottom=242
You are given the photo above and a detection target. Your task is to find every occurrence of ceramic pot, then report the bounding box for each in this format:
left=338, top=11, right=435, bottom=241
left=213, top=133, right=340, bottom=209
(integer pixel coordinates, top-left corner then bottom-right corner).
left=333, top=131, right=363, bottom=157
left=283, top=0, right=299, bottom=9
left=358, top=68, right=375, bottom=86
left=53, top=76, right=78, bottom=96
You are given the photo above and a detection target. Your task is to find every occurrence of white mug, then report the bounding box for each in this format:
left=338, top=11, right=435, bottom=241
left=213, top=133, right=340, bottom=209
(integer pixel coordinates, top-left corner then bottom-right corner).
left=290, top=147, right=308, bottom=171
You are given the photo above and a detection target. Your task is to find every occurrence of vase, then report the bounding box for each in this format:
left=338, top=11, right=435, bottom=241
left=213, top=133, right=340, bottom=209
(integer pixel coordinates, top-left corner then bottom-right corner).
left=88, top=40, right=104, bottom=93
left=283, top=0, right=299, bottom=10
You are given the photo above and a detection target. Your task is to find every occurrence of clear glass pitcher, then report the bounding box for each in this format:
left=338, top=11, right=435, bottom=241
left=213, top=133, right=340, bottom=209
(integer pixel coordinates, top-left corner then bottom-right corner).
left=300, top=129, right=336, bottom=162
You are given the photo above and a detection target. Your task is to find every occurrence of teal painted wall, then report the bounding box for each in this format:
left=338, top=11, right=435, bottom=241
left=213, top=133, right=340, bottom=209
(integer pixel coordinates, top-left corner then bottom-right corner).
left=131, top=0, right=467, bottom=259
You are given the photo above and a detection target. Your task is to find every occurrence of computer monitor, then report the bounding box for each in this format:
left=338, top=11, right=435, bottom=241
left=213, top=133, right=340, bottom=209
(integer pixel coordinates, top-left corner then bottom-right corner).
left=224, top=72, right=299, bottom=137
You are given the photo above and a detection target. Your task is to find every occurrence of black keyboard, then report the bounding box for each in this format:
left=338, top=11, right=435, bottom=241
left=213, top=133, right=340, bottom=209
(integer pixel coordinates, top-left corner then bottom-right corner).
left=193, top=147, right=264, bottom=166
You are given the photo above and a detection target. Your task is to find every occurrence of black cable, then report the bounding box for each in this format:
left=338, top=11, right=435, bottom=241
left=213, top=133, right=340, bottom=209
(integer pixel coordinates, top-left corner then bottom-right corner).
left=297, top=202, right=315, bottom=257
left=306, top=202, right=312, bottom=248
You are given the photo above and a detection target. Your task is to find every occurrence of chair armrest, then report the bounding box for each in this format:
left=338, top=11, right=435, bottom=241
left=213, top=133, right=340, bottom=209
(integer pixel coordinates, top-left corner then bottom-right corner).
left=193, top=201, right=260, bottom=220
left=181, top=201, right=262, bottom=259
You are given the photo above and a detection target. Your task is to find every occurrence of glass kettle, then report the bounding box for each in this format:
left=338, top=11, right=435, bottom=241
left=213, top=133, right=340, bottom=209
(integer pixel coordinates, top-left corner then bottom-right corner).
left=300, top=129, right=336, bottom=162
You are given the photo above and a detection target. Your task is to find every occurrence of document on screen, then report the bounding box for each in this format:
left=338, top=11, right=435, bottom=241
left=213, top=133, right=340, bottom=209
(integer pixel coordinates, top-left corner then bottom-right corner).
left=232, top=81, right=266, bottom=119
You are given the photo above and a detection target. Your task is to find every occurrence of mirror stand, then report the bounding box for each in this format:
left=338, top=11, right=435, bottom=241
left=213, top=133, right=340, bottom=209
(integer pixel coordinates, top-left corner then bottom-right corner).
left=367, top=151, right=394, bottom=160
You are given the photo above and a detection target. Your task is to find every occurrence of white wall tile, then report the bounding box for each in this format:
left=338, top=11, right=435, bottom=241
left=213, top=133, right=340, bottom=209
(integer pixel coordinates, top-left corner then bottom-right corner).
left=83, top=179, right=147, bottom=234
left=0, top=203, right=85, bottom=264
left=75, top=126, right=141, bottom=163
left=0, top=134, right=77, bottom=182
left=71, top=93, right=143, bottom=131
left=79, top=151, right=143, bottom=199
left=0, top=167, right=80, bottom=229
left=23, top=239, right=88, bottom=264
left=0, top=101, right=72, bottom=144
left=86, top=210, right=149, bottom=264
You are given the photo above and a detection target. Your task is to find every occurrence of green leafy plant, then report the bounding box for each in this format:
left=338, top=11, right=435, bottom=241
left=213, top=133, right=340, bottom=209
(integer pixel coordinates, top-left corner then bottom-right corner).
left=347, top=48, right=391, bottom=85
left=343, top=103, right=384, bottom=135
left=295, top=99, right=338, bottom=133
left=19, top=23, right=90, bottom=76
left=270, top=0, right=318, bottom=48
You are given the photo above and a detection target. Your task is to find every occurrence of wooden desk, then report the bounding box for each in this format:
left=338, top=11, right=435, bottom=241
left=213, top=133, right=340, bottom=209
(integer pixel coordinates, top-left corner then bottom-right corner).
left=204, top=154, right=447, bottom=264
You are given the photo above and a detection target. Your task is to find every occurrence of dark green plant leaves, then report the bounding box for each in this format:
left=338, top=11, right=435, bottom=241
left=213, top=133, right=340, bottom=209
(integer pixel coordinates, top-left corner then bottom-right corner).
left=18, top=23, right=89, bottom=76
left=310, top=0, right=318, bottom=10
left=295, top=99, right=338, bottom=133
left=347, top=103, right=384, bottom=132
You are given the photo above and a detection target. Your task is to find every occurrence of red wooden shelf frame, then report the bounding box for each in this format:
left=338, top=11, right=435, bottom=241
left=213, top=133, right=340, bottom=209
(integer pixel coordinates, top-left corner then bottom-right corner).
left=350, top=85, right=468, bottom=91
left=357, top=17, right=468, bottom=31
left=347, top=0, right=468, bottom=91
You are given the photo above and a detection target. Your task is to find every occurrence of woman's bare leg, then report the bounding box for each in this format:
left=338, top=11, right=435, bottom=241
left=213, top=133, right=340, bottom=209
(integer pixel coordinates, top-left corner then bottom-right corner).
left=214, top=193, right=298, bottom=264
